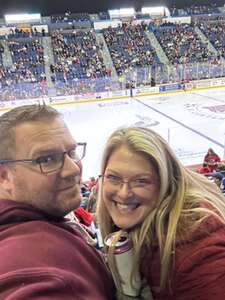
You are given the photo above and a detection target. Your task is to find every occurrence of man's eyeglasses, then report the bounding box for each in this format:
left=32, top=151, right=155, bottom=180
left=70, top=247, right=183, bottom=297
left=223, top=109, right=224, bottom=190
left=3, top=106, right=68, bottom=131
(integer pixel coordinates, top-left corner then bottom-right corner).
left=99, top=174, right=156, bottom=190
left=0, top=142, right=86, bottom=174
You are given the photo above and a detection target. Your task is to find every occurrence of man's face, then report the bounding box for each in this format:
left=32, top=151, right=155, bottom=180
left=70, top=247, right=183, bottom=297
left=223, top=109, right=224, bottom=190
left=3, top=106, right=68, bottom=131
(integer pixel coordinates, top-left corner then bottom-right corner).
left=9, top=117, right=82, bottom=216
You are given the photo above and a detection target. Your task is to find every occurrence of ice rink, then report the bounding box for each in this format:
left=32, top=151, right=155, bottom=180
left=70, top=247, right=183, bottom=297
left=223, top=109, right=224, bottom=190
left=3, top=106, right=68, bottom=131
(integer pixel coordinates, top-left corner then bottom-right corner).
left=52, top=86, right=225, bottom=180
left=1, top=86, right=223, bottom=181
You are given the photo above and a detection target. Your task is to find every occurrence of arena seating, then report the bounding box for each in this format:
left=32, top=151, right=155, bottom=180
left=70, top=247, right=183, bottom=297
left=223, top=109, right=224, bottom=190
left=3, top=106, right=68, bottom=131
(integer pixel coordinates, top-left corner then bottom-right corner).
left=103, top=23, right=160, bottom=76
left=50, top=29, right=108, bottom=82
left=198, top=22, right=225, bottom=58
left=0, top=3, right=224, bottom=100
left=153, top=23, right=216, bottom=65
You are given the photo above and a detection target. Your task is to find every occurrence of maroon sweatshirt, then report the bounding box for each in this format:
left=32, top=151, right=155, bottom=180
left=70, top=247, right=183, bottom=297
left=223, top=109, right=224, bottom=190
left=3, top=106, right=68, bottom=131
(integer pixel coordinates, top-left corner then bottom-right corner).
left=0, top=199, right=115, bottom=299
left=141, top=216, right=225, bottom=299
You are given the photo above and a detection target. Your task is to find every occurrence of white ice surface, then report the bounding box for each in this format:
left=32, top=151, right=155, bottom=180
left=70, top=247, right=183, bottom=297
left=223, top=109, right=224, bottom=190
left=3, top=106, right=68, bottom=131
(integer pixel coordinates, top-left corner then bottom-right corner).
left=53, top=87, right=225, bottom=180
left=11, top=87, right=225, bottom=180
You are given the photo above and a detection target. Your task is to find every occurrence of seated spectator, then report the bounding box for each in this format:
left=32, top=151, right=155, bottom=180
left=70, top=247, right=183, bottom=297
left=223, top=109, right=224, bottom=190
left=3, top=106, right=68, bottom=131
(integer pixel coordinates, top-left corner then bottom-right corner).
left=204, top=148, right=221, bottom=172
left=87, top=181, right=99, bottom=214
left=198, top=162, right=211, bottom=174
left=88, top=176, right=97, bottom=191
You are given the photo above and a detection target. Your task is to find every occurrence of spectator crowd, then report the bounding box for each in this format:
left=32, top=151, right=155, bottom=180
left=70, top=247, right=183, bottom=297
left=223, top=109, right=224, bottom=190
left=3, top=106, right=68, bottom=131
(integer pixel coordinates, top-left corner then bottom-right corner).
left=0, top=4, right=224, bottom=100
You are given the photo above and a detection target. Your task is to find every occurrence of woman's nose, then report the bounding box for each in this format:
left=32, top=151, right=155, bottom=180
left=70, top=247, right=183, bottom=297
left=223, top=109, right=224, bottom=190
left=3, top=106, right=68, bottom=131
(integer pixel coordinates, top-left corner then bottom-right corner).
left=117, top=181, right=133, bottom=198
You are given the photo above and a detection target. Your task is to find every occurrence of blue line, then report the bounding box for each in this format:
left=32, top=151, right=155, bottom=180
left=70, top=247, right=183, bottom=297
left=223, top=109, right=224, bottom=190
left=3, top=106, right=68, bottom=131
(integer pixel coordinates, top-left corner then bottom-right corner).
left=134, top=98, right=224, bottom=148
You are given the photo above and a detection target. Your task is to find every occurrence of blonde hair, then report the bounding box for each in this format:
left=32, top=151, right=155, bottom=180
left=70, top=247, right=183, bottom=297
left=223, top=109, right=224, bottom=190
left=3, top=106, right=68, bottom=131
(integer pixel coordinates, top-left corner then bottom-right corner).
left=97, top=127, right=225, bottom=291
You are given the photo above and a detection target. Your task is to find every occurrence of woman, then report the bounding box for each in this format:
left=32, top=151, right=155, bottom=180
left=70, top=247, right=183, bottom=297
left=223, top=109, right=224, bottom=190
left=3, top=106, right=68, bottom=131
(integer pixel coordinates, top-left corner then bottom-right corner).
left=203, top=148, right=221, bottom=172
left=97, top=127, right=225, bottom=300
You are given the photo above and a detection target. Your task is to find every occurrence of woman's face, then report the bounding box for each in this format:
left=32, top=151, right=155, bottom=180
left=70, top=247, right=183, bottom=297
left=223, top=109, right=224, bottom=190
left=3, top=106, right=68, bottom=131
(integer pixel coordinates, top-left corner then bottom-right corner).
left=102, top=145, right=160, bottom=230
left=208, top=149, right=213, bottom=155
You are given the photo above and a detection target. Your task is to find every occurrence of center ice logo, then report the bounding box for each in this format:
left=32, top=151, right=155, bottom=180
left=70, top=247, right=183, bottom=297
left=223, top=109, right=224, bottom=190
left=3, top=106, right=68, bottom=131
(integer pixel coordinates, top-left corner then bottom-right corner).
left=203, top=104, right=225, bottom=113
left=185, top=103, right=225, bottom=120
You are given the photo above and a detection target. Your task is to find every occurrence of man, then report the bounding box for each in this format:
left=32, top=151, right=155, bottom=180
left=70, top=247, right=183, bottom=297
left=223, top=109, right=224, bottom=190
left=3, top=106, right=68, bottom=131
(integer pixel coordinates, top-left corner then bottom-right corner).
left=0, top=104, right=115, bottom=299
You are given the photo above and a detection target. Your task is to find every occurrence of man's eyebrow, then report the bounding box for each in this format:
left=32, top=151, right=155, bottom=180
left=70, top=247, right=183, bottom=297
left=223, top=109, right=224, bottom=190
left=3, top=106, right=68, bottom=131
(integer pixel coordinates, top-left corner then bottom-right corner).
left=33, top=144, right=77, bottom=157
left=33, top=149, right=60, bottom=157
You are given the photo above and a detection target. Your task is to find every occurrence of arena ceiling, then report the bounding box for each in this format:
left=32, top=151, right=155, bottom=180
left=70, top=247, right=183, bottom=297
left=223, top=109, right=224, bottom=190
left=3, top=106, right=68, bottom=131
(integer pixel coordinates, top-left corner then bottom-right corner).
left=0, top=0, right=224, bottom=16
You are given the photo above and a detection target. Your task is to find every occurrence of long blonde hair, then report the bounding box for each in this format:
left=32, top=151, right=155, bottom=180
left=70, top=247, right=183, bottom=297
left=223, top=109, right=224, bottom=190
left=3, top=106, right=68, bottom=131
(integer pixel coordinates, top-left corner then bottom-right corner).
left=97, top=126, right=225, bottom=291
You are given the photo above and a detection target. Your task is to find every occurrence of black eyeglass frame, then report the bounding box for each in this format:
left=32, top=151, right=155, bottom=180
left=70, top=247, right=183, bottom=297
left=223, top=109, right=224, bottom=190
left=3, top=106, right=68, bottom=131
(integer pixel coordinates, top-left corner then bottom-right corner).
left=0, top=142, right=86, bottom=174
